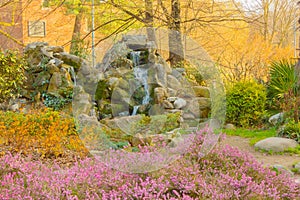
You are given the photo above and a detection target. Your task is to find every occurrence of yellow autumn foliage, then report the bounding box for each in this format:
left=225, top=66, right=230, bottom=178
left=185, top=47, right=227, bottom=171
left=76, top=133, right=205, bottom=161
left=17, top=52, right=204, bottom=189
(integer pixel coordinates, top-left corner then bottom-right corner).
left=0, top=109, right=88, bottom=158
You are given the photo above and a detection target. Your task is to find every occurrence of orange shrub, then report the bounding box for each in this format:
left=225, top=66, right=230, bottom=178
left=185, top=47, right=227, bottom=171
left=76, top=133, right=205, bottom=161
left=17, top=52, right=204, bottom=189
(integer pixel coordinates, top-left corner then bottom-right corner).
left=0, top=109, right=88, bottom=158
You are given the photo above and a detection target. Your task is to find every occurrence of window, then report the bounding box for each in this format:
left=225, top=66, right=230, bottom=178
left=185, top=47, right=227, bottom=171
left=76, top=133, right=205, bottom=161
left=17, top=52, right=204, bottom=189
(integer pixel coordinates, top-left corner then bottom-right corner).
left=28, top=21, right=46, bottom=37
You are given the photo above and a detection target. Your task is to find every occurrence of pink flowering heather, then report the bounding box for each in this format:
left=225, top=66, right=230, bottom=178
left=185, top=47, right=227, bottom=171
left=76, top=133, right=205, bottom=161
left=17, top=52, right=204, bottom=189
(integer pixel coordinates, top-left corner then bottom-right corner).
left=0, top=127, right=299, bottom=199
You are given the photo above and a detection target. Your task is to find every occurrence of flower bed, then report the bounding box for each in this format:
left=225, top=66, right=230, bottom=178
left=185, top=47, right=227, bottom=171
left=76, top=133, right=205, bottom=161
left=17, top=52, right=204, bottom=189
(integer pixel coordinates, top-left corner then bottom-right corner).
left=0, top=129, right=299, bottom=199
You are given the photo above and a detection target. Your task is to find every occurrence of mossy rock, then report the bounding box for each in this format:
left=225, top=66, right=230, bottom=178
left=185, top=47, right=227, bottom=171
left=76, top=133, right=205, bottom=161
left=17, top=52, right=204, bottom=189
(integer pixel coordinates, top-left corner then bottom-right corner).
left=95, top=80, right=109, bottom=101
left=131, top=113, right=181, bottom=135
left=33, top=71, right=51, bottom=91
left=192, top=86, right=210, bottom=98
left=111, top=87, right=130, bottom=104
left=111, top=103, right=128, bottom=116
left=118, top=78, right=130, bottom=91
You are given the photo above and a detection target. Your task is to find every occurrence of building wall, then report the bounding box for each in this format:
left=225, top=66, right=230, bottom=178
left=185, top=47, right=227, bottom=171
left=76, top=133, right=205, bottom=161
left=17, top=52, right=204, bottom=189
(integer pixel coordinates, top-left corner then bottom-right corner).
left=21, top=0, right=76, bottom=51
left=0, top=0, right=23, bottom=51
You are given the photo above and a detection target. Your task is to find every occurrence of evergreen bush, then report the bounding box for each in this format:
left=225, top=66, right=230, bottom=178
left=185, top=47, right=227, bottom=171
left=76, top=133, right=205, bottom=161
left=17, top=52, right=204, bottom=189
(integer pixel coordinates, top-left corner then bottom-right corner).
left=226, top=81, right=266, bottom=127
left=0, top=50, right=28, bottom=102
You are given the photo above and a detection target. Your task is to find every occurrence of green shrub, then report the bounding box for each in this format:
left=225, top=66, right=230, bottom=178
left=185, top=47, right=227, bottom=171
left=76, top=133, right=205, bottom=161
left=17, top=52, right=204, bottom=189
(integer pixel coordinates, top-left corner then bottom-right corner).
left=226, top=81, right=266, bottom=127
left=277, top=120, right=300, bottom=143
left=0, top=50, right=28, bottom=102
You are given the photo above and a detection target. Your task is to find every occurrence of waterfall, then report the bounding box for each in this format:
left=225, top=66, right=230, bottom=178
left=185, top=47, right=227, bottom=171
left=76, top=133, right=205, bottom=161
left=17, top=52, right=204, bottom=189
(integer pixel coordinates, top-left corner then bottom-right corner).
left=130, top=51, right=141, bottom=67
left=69, top=67, right=77, bottom=86
left=132, top=105, right=140, bottom=116
left=130, top=51, right=151, bottom=116
left=133, top=67, right=151, bottom=105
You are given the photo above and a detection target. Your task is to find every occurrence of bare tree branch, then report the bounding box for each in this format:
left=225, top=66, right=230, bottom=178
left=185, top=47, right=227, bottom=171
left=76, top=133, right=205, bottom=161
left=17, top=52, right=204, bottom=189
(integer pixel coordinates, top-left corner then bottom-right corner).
left=62, top=17, right=135, bottom=47
left=108, top=0, right=145, bottom=23
left=95, top=19, right=137, bottom=46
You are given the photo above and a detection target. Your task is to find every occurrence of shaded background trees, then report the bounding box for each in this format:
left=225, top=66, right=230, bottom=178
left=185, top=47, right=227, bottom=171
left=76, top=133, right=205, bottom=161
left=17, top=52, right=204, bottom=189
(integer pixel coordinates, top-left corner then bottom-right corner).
left=0, top=0, right=297, bottom=84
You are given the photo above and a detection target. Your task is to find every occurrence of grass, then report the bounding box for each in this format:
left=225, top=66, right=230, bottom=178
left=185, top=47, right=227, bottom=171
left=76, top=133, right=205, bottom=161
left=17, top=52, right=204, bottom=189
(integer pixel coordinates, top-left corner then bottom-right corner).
left=222, top=127, right=300, bottom=154
left=285, top=145, right=300, bottom=155
left=222, top=127, right=277, bottom=146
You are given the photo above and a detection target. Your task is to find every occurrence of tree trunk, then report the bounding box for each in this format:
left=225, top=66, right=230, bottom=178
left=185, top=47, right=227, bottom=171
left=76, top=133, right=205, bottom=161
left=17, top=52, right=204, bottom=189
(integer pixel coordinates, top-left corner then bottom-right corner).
left=145, top=0, right=156, bottom=44
left=168, top=0, right=184, bottom=67
left=70, top=11, right=83, bottom=54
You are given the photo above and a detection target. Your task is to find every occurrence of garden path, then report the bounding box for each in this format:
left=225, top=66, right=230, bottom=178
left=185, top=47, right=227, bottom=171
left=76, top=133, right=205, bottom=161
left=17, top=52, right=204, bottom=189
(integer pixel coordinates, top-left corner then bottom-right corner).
left=221, top=135, right=300, bottom=183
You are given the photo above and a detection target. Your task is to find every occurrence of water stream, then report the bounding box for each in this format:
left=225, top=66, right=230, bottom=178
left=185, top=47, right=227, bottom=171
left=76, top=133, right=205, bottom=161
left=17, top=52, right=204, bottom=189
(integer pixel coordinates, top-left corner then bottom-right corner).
left=130, top=51, right=151, bottom=115
left=130, top=51, right=141, bottom=67
left=69, top=66, right=77, bottom=86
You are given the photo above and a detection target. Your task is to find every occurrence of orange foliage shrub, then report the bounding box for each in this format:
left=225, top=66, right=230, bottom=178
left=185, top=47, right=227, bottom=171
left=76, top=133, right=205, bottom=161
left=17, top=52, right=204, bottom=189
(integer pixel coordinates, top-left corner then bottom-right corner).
left=0, top=109, right=88, bottom=158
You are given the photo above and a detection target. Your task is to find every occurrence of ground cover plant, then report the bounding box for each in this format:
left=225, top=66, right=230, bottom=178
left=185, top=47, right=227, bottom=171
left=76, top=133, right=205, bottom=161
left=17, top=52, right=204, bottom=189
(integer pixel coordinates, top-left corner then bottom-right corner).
left=0, top=128, right=299, bottom=199
left=223, top=128, right=277, bottom=146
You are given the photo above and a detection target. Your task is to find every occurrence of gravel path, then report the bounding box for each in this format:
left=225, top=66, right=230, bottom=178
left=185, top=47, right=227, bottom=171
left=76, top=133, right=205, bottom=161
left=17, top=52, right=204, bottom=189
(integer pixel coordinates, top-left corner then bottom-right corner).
left=221, top=135, right=300, bottom=183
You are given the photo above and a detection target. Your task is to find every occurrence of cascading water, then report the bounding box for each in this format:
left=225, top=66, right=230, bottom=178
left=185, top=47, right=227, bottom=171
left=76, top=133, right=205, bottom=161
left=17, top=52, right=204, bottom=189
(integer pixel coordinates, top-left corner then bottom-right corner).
left=130, top=51, right=141, bottom=67
left=131, top=106, right=139, bottom=116
left=130, top=51, right=151, bottom=115
left=69, top=66, right=77, bottom=86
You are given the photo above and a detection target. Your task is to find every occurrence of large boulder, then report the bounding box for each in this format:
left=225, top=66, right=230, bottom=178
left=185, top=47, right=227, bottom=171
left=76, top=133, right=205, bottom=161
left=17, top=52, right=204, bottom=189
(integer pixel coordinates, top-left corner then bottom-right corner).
left=167, top=74, right=181, bottom=90
left=254, top=137, right=298, bottom=152
left=47, top=72, right=73, bottom=97
left=148, top=64, right=167, bottom=88
left=192, top=86, right=210, bottom=98
left=59, top=52, right=84, bottom=70
left=47, top=72, right=63, bottom=94
left=122, top=35, right=148, bottom=50
left=111, top=103, right=129, bottom=116
left=102, top=115, right=142, bottom=134
left=111, top=87, right=130, bottom=104
left=72, top=86, right=92, bottom=116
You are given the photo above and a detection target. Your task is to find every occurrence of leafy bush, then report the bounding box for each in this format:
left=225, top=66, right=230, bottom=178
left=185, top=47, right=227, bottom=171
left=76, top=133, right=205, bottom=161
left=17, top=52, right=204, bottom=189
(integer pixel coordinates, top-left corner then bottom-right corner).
left=0, top=129, right=299, bottom=199
left=226, top=81, right=266, bottom=127
left=0, top=50, right=28, bottom=102
left=267, top=60, right=300, bottom=122
left=278, top=120, right=300, bottom=143
left=0, top=110, right=88, bottom=158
